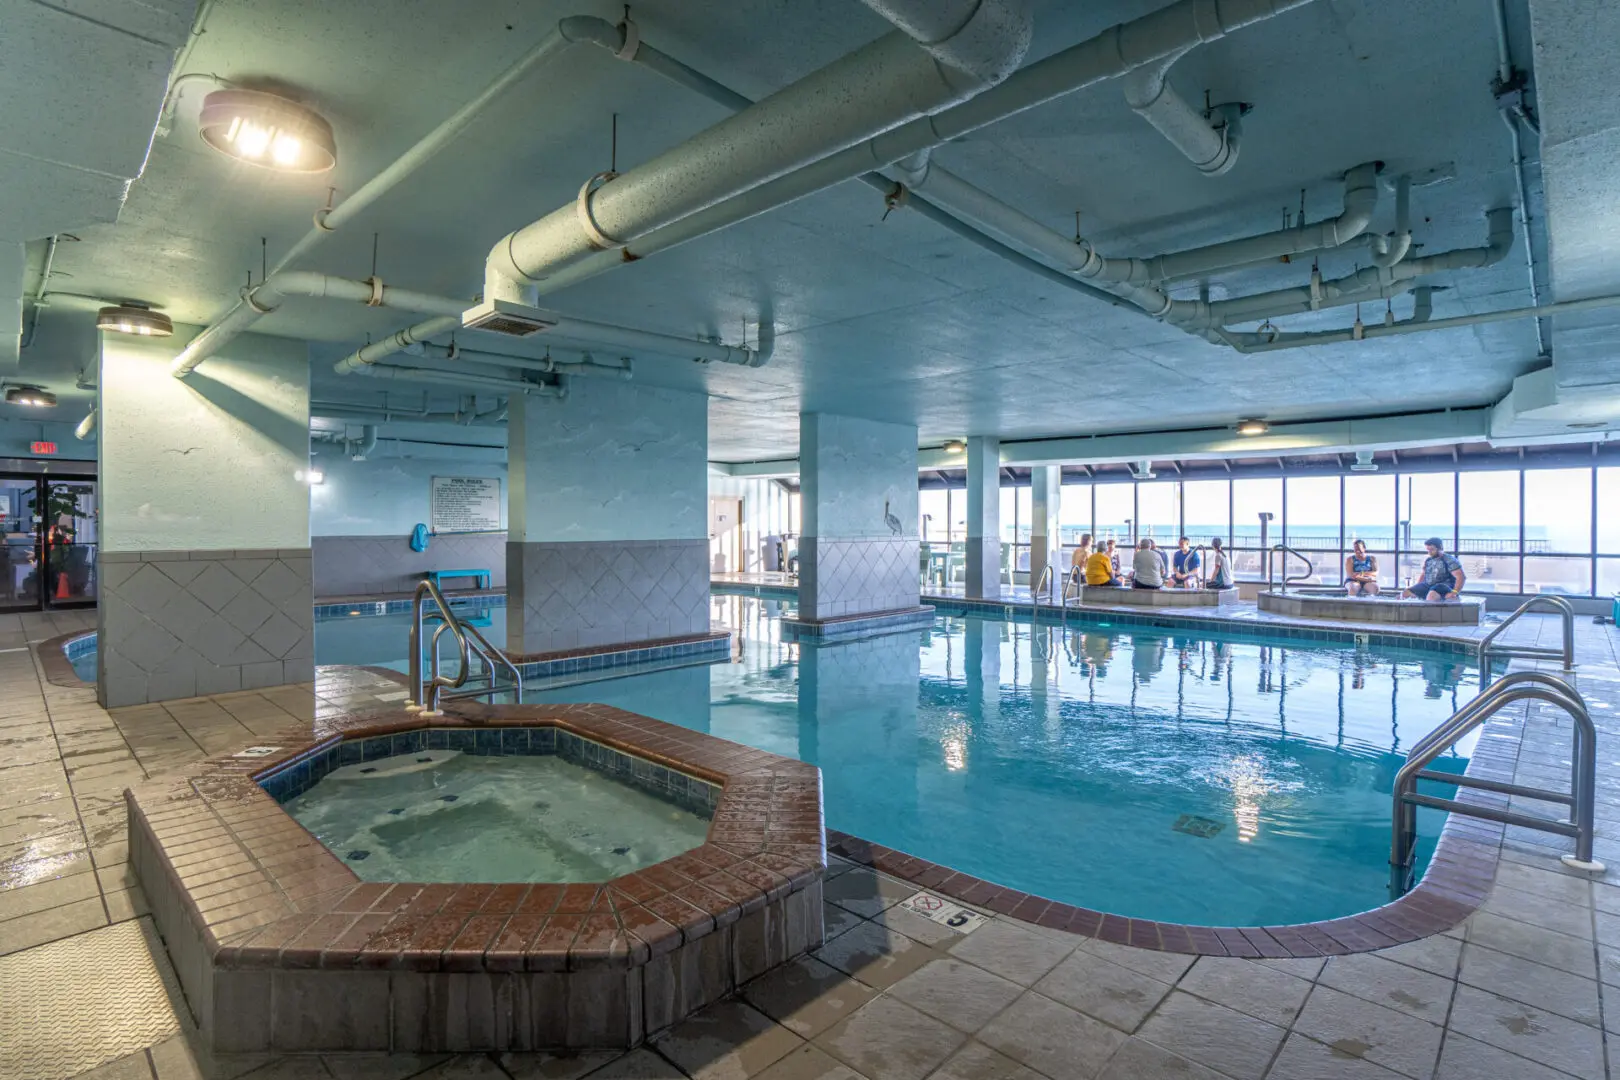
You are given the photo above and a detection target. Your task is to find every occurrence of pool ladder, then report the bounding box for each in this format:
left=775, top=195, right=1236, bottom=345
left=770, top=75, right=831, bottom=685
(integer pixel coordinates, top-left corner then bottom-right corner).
left=1477, top=594, right=1576, bottom=686
left=1265, top=543, right=1314, bottom=591
left=407, top=578, right=524, bottom=715
left=1389, top=669, right=1601, bottom=896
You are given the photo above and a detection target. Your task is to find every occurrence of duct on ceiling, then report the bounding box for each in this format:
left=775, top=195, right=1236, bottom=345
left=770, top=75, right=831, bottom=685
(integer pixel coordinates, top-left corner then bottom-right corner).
left=1121, top=47, right=1241, bottom=175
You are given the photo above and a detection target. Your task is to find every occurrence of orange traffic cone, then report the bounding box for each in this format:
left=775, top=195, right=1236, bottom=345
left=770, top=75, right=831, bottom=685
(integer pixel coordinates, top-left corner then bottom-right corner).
left=55, top=573, right=70, bottom=601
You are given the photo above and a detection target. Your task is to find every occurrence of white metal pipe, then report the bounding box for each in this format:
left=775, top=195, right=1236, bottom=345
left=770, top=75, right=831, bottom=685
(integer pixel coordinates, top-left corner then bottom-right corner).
left=333, top=315, right=462, bottom=374
left=526, top=0, right=1322, bottom=298
left=403, top=341, right=634, bottom=381
left=857, top=0, right=1033, bottom=83
left=311, top=403, right=507, bottom=427
left=1122, top=48, right=1237, bottom=175
left=349, top=362, right=564, bottom=396
left=1501, top=108, right=1547, bottom=356
left=1221, top=290, right=1620, bottom=354
left=74, top=407, right=96, bottom=441
left=1369, top=174, right=1412, bottom=268
left=486, top=10, right=1030, bottom=296
left=1221, top=287, right=1434, bottom=350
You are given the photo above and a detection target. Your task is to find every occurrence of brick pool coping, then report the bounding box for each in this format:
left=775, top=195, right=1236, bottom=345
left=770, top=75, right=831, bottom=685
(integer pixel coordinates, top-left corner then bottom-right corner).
left=127, top=698, right=826, bottom=1051
left=826, top=707, right=1523, bottom=957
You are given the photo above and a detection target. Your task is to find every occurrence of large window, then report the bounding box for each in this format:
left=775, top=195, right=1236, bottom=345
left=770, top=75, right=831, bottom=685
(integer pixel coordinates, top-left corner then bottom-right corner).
left=1524, top=468, right=1593, bottom=595
left=1183, top=480, right=1230, bottom=549
left=1397, top=473, right=1456, bottom=585
left=1095, top=485, right=1133, bottom=547
left=919, top=489, right=950, bottom=543
left=1231, top=479, right=1282, bottom=580
left=1137, top=481, right=1180, bottom=546
left=1458, top=471, right=1520, bottom=592
left=1344, top=474, right=1395, bottom=587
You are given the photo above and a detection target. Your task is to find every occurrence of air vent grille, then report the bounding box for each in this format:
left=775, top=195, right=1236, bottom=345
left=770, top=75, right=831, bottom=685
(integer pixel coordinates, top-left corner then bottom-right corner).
left=470, top=314, right=550, bottom=337
left=461, top=299, right=559, bottom=337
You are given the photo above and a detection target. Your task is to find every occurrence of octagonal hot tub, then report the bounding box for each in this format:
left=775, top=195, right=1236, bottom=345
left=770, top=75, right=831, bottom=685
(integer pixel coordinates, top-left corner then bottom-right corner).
left=127, top=705, right=826, bottom=1055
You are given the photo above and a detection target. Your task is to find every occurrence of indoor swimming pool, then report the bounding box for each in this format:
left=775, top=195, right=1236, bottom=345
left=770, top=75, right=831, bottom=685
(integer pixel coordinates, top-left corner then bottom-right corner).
left=74, top=593, right=1475, bottom=926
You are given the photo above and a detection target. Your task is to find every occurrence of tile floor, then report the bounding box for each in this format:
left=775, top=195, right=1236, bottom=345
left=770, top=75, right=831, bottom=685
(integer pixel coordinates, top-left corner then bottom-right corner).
left=5, top=606, right=1620, bottom=1078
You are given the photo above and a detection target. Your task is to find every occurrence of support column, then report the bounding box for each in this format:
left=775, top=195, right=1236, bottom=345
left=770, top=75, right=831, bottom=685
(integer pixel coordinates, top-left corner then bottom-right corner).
left=965, top=436, right=1000, bottom=599
left=794, top=412, right=927, bottom=632
left=1030, top=465, right=1062, bottom=595
left=97, top=332, right=314, bottom=707
left=506, top=380, right=710, bottom=656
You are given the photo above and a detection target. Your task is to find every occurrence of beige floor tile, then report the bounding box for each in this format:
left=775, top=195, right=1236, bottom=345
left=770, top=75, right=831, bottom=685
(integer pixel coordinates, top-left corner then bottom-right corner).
left=741, top=955, right=878, bottom=1039
left=1175, top=956, right=1312, bottom=1028
left=924, top=1041, right=1043, bottom=1080
left=1317, top=953, right=1455, bottom=1025
left=1458, top=943, right=1601, bottom=1027
left=888, top=958, right=1023, bottom=1035
left=1482, top=884, right=1595, bottom=939
left=1435, top=1032, right=1579, bottom=1080
left=1095, top=1037, right=1227, bottom=1080
left=822, top=869, right=915, bottom=919
left=1291, top=986, right=1443, bottom=1080
left=813, top=919, right=938, bottom=989
left=1464, top=912, right=1597, bottom=977
left=654, top=1000, right=802, bottom=1080
left=1444, top=985, right=1605, bottom=1080
left=822, top=904, right=862, bottom=942
left=1265, top=1034, right=1406, bottom=1079
left=1032, top=949, right=1173, bottom=1033
left=552, top=1049, right=679, bottom=1079
left=868, top=904, right=969, bottom=947
left=0, top=894, right=106, bottom=955
left=977, top=990, right=1126, bottom=1080
left=0, top=866, right=100, bottom=922
left=145, top=1033, right=270, bottom=1080
left=753, top=1044, right=867, bottom=1080
left=1135, top=991, right=1285, bottom=1080
left=1495, top=860, right=1594, bottom=906
left=323, top=1052, right=455, bottom=1079
left=815, top=995, right=963, bottom=1080
left=945, top=919, right=1070, bottom=987
left=1076, top=937, right=1197, bottom=984
left=1370, top=932, right=1462, bottom=978
left=71, top=1050, right=156, bottom=1080
left=105, top=886, right=150, bottom=923
left=411, top=1058, right=514, bottom=1079
left=1252, top=956, right=1327, bottom=980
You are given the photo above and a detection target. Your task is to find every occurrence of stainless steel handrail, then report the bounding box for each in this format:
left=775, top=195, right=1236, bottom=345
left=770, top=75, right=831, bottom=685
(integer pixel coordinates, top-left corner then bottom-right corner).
left=1477, top=594, right=1575, bottom=685
left=1035, top=564, right=1054, bottom=605
left=1186, top=544, right=1209, bottom=588
left=1266, top=543, right=1314, bottom=591
left=1390, top=670, right=1601, bottom=894
left=421, top=609, right=526, bottom=705
left=408, top=578, right=470, bottom=715
left=1062, top=564, right=1084, bottom=605
left=457, top=620, right=525, bottom=701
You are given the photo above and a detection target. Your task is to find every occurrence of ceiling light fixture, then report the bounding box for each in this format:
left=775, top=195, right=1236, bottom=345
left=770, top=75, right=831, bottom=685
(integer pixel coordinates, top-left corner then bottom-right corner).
left=1236, top=418, right=1270, bottom=436
left=198, top=89, right=336, bottom=173
left=96, top=302, right=174, bottom=337
left=5, top=385, right=57, bottom=408
left=943, top=440, right=967, bottom=454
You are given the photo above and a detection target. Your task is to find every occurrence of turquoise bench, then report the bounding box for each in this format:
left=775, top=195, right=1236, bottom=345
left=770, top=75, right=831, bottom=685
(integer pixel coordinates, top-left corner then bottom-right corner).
left=425, top=568, right=491, bottom=591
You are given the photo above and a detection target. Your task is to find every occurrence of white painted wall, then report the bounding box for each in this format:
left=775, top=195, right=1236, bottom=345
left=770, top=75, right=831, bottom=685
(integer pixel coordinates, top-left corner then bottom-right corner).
left=708, top=474, right=799, bottom=571
left=99, top=329, right=310, bottom=552
left=509, top=379, right=707, bottom=542
left=311, top=451, right=508, bottom=537
left=801, top=413, right=918, bottom=539
left=0, top=417, right=88, bottom=461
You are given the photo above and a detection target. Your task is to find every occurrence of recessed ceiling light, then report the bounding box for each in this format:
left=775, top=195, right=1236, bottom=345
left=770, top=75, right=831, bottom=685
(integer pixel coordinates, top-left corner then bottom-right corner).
left=198, top=89, right=336, bottom=173
left=1236, top=418, right=1270, bottom=436
left=5, top=385, right=57, bottom=408
left=96, top=302, right=174, bottom=337
left=943, top=440, right=967, bottom=454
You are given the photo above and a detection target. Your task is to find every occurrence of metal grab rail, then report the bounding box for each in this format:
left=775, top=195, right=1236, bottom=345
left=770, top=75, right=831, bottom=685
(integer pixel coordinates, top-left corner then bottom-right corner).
left=1062, top=564, right=1084, bottom=605
left=1390, top=670, right=1602, bottom=895
left=1477, top=594, right=1575, bottom=685
left=428, top=616, right=525, bottom=703
left=1265, top=543, right=1314, bottom=591
left=1035, top=564, right=1054, bottom=605
left=408, top=578, right=470, bottom=715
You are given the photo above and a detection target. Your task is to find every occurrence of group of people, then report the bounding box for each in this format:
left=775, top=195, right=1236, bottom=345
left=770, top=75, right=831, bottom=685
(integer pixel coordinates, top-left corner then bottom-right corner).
left=1069, top=534, right=1235, bottom=591
left=1343, top=536, right=1466, bottom=601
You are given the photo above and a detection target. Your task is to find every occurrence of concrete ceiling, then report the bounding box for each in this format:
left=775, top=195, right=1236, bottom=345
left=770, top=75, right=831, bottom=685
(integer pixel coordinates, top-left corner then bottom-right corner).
left=6, top=0, right=1584, bottom=462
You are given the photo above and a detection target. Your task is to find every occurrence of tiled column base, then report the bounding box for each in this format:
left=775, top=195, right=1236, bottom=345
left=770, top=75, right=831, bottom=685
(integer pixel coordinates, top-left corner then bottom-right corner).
left=506, top=539, right=708, bottom=654
left=797, top=536, right=919, bottom=621
left=964, top=537, right=1000, bottom=600
left=98, top=548, right=314, bottom=707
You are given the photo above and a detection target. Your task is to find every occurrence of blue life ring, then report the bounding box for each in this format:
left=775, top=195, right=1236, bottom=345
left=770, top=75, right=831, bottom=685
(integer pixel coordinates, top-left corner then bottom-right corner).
left=409, top=523, right=430, bottom=553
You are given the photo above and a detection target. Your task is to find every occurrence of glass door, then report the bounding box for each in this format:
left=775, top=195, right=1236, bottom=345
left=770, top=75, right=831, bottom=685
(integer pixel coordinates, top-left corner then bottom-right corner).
left=0, top=478, right=41, bottom=612
left=0, top=475, right=98, bottom=612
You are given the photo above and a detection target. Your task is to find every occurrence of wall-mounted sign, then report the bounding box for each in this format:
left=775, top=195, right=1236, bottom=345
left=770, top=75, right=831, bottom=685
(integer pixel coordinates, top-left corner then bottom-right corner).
left=430, top=476, right=502, bottom=533
left=30, top=441, right=56, bottom=455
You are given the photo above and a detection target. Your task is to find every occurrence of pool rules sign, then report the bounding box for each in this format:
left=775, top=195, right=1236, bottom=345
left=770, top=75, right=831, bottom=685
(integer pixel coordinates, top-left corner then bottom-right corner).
left=430, top=476, right=502, bottom=533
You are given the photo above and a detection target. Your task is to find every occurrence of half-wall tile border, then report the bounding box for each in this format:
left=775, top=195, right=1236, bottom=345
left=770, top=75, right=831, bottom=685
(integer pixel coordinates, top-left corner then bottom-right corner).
left=315, top=594, right=509, bottom=618
left=99, top=547, right=315, bottom=707
left=780, top=605, right=935, bottom=640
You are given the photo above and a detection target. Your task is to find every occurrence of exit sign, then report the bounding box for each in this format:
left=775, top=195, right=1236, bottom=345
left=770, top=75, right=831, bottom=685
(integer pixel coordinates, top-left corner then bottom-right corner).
left=31, top=441, right=56, bottom=455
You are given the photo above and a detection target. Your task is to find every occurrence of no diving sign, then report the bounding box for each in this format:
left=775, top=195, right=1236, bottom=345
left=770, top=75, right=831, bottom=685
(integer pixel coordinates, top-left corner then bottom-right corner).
left=898, top=891, right=987, bottom=934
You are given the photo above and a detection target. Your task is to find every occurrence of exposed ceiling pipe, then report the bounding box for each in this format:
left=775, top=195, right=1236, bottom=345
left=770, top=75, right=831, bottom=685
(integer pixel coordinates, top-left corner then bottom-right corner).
left=482, top=0, right=1032, bottom=300
left=523, top=0, right=1324, bottom=299
left=19, top=234, right=59, bottom=351
left=1368, top=174, right=1412, bottom=268
left=74, top=406, right=96, bottom=441
left=402, top=340, right=633, bottom=381
left=171, top=19, right=581, bottom=378
left=349, top=361, right=566, bottom=397
left=1121, top=47, right=1240, bottom=175
left=311, top=401, right=507, bottom=427
left=1220, top=286, right=1435, bottom=350
left=351, top=425, right=379, bottom=460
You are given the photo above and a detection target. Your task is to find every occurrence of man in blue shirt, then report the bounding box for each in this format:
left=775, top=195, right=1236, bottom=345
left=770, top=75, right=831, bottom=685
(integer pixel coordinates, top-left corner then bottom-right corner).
left=1170, top=536, right=1201, bottom=588
left=1403, top=537, right=1465, bottom=601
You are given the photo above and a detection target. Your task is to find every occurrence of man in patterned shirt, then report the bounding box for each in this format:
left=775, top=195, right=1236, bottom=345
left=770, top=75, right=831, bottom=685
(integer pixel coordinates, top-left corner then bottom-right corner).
left=1402, top=537, right=1465, bottom=602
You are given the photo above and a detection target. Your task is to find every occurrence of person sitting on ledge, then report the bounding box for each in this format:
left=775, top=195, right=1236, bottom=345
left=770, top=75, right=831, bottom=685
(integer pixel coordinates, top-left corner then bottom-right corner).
left=1085, top=543, right=1119, bottom=587
left=1070, top=533, right=1093, bottom=589
left=1344, top=539, right=1380, bottom=597
left=1205, top=538, right=1234, bottom=590
left=1131, top=538, right=1164, bottom=589
left=1402, top=537, right=1465, bottom=602
left=1171, top=536, right=1201, bottom=588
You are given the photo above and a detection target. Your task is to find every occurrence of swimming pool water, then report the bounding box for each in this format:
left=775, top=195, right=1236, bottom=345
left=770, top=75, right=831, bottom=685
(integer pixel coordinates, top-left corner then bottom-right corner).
left=283, top=751, right=711, bottom=883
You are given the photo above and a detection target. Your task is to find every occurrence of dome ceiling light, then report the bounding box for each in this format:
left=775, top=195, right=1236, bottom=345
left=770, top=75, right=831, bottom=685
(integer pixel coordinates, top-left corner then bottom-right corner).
left=198, top=89, right=336, bottom=173
left=5, top=385, right=57, bottom=408
left=1236, top=418, right=1270, bottom=436
left=97, top=302, right=174, bottom=337
left=942, top=440, right=967, bottom=454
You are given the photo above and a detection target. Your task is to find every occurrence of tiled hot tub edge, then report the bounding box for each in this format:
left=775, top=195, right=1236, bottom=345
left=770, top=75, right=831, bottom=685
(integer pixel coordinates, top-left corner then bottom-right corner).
left=128, top=703, right=826, bottom=1053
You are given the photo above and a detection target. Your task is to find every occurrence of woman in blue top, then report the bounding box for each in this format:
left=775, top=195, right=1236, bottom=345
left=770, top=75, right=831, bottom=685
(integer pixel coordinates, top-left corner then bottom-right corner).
left=1344, top=539, right=1379, bottom=597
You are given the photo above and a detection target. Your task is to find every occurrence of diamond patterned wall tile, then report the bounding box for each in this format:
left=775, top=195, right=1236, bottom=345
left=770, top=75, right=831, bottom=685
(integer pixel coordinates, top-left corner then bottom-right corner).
left=800, top=537, right=920, bottom=620
left=507, top=539, right=707, bottom=654
left=99, top=549, right=315, bottom=708
left=310, top=534, right=507, bottom=598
